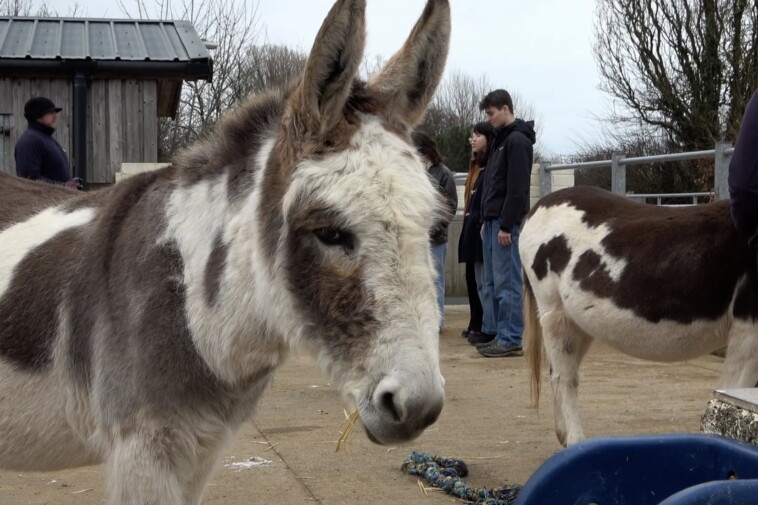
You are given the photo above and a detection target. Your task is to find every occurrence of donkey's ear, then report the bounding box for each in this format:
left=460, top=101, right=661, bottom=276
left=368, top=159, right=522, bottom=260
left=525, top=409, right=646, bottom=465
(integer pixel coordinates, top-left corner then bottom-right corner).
left=368, top=0, right=451, bottom=132
left=286, top=0, right=366, bottom=142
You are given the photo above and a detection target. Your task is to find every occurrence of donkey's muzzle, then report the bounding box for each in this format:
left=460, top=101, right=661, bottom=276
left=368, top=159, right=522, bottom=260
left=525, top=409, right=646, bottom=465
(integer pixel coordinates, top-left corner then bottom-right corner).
left=359, top=376, right=444, bottom=444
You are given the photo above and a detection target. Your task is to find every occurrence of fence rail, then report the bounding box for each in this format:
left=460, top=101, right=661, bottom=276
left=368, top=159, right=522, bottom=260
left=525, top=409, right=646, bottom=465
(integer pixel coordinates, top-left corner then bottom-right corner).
left=538, top=142, right=735, bottom=201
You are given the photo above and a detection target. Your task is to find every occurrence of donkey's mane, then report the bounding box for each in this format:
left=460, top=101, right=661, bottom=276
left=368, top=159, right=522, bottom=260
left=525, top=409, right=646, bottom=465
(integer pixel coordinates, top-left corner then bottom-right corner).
left=172, top=79, right=380, bottom=194
left=172, top=88, right=288, bottom=191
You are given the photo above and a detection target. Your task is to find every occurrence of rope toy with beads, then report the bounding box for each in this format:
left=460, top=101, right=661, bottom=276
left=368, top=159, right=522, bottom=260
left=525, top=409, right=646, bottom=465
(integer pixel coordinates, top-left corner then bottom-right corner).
left=401, top=451, right=522, bottom=504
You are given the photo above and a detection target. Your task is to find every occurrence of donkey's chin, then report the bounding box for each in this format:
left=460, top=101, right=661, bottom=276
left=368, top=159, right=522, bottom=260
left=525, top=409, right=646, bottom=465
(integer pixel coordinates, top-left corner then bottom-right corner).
left=356, top=398, right=443, bottom=445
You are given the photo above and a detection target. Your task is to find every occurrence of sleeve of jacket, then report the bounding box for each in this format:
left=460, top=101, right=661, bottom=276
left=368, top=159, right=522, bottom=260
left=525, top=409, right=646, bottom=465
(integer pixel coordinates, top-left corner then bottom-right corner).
left=729, top=89, right=758, bottom=248
left=14, top=134, right=44, bottom=181
left=440, top=166, right=458, bottom=225
left=499, top=135, right=532, bottom=232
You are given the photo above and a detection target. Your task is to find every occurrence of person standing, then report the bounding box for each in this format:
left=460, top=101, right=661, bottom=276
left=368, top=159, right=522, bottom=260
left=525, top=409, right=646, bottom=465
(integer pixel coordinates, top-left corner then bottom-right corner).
left=412, top=130, right=458, bottom=330
left=476, top=89, right=535, bottom=357
left=459, top=121, right=496, bottom=345
left=729, top=88, right=758, bottom=250
left=15, top=97, right=80, bottom=188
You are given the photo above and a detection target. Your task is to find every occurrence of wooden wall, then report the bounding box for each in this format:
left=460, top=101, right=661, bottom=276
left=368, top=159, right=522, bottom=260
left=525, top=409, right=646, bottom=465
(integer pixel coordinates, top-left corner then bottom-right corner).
left=0, top=77, right=158, bottom=183
left=444, top=215, right=466, bottom=298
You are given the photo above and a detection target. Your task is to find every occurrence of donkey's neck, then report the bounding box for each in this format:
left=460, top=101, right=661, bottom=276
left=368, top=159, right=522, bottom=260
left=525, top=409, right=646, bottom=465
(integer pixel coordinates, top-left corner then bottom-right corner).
left=163, top=136, right=291, bottom=384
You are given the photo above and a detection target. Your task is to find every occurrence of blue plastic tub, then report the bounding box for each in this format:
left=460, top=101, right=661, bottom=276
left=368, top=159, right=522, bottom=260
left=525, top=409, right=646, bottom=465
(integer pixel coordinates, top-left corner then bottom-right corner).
left=512, top=434, right=758, bottom=505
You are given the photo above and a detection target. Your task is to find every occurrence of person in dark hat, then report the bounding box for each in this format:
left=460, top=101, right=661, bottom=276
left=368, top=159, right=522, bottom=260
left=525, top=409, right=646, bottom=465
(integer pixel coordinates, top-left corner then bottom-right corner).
left=14, top=96, right=80, bottom=188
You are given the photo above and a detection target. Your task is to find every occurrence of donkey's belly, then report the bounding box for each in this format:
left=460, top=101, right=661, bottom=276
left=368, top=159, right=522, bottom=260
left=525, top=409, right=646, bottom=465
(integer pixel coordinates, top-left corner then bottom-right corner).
left=0, top=361, right=100, bottom=471
left=563, top=288, right=729, bottom=362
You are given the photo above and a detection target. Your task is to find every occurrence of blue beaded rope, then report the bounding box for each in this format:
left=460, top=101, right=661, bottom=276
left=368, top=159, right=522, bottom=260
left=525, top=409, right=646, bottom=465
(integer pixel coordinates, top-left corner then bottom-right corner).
left=401, top=451, right=522, bottom=504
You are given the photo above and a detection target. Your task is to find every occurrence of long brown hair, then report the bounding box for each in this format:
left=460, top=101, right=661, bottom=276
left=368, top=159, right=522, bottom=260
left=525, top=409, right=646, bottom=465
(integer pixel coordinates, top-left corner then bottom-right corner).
left=411, top=130, right=444, bottom=165
left=464, top=122, right=495, bottom=212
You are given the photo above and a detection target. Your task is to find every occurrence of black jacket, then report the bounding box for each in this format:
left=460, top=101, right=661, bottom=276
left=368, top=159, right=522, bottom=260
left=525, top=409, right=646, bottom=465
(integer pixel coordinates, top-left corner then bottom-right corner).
left=480, top=119, right=536, bottom=232
left=428, top=163, right=458, bottom=246
left=15, top=121, right=72, bottom=184
left=729, top=89, right=758, bottom=249
left=458, top=171, right=485, bottom=263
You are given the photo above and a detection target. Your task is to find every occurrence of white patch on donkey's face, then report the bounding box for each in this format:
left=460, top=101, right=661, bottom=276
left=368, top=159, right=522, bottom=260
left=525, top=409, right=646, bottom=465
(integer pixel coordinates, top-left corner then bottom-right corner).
left=280, top=117, right=445, bottom=442
left=283, top=116, right=440, bottom=343
left=0, top=207, right=94, bottom=298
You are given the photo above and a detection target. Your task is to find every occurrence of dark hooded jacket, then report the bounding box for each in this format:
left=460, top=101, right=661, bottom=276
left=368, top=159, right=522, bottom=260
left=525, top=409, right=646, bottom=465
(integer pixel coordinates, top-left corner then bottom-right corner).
left=428, top=162, right=458, bottom=246
left=15, top=121, right=71, bottom=184
left=480, top=119, right=536, bottom=232
left=729, top=89, right=758, bottom=250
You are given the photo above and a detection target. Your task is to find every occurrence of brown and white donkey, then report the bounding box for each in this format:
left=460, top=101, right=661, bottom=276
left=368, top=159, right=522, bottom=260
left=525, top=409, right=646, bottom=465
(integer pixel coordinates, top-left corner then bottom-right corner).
left=521, top=186, right=758, bottom=447
left=0, top=1, right=451, bottom=503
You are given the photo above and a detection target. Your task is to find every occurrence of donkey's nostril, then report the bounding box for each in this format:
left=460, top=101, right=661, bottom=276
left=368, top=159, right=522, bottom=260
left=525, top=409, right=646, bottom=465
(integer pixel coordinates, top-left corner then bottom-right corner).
left=380, top=391, right=402, bottom=422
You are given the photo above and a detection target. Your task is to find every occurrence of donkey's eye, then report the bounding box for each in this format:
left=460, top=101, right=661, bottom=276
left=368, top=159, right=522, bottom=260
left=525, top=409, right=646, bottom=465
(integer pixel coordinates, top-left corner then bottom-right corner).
left=313, top=227, right=354, bottom=250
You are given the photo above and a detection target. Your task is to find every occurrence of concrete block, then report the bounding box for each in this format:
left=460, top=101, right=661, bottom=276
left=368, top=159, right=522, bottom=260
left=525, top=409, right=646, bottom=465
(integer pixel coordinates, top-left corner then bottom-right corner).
left=701, top=389, right=758, bottom=445
left=552, top=174, right=574, bottom=187
left=120, top=162, right=171, bottom=175
left=553, top=168, right=575, bottom=177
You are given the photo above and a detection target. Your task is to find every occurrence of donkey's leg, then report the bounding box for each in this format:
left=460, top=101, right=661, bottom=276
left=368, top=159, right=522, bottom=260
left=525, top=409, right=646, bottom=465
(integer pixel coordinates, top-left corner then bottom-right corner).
left=106, top=427, right=202, bottom=505
left=719, top=320, right=758, bottom=388
left=540, top=310, right=592, bottom=447
left=106, top=421, right=236, bottom=505
left=183, top=429, right=236, bottom=505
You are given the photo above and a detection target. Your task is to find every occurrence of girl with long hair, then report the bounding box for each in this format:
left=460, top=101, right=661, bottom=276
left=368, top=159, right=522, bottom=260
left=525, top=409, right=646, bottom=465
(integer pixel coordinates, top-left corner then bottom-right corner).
left=459, top=121, right=496, bottom=344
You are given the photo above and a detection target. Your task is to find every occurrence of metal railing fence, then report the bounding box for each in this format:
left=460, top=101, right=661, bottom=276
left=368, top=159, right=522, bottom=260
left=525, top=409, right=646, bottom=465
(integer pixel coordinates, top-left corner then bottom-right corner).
left=538, top=142, right=735, bottom=202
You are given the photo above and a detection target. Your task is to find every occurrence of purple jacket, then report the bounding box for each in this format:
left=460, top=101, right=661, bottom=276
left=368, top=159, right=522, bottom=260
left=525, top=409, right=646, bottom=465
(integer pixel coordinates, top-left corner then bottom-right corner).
left=14, top=121, right=71, bottom=184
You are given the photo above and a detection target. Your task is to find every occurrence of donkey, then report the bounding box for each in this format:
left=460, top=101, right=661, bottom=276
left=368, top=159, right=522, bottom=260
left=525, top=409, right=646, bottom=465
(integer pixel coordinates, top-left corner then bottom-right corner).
left=520, top=186, right=758, bottom=447
left=0, top=0, right=451, bottom=503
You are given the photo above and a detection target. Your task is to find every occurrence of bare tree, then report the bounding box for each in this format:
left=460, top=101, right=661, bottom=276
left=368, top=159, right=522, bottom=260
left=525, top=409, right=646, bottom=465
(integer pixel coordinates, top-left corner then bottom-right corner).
left=0, top=0, right=78, bottom=16
left=0, top=0, right=33, bottom=15
left=431, top=71, right=492, bottom=129
left=594, top=0, right=758, bottom=150
left=358, top=53, right=385, bottom=80
left=239, top=44, right=306, bottom=96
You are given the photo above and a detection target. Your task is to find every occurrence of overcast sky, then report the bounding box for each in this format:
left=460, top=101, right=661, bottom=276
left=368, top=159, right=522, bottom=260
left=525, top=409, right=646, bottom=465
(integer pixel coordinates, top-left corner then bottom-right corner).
left=71, top=0, right=610, bottom=157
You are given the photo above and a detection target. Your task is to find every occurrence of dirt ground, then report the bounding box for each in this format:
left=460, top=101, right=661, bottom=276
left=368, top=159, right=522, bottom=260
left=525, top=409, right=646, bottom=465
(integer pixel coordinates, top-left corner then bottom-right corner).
left=0, top=305, right=724, bottom=504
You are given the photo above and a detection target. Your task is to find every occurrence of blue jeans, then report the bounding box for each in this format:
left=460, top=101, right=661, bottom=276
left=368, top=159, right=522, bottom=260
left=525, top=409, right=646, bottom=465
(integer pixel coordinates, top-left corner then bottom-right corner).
left=430, top=243, right=447, bottom=327
left=474, top=262, right=495, bottom=334
left=482, top=220, right=523, bottom=347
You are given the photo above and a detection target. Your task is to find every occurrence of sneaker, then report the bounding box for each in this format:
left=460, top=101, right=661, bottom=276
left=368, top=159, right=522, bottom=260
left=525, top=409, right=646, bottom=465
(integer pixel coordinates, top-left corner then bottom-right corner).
left=467, top=331, right=495, bottom=345
left=475, top=339, right=499, bottom=350
left=461, top=329, right=470, bottom=338
left=478, top=342, right=523, bottom=358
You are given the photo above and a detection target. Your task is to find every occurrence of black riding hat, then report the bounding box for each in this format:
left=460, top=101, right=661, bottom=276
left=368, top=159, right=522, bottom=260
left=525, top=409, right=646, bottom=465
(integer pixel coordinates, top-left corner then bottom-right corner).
left=24, top=97, right=62, bottom=121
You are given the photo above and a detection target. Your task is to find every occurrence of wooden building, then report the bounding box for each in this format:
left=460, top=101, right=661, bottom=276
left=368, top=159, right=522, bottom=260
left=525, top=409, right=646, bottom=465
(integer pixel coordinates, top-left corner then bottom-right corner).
left=0, top=17, right=213, bottom=184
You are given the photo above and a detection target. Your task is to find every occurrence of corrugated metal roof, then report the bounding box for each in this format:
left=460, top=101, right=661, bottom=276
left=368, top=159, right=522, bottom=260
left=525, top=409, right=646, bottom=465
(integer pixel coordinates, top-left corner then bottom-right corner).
left=0, top=17, right=211, bottom=62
